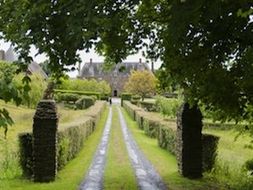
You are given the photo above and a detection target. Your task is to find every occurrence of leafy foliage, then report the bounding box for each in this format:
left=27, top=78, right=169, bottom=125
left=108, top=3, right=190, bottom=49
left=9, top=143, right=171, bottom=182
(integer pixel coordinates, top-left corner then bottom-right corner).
left=155, top=97, right=183, bottom=119
left=75, top=96, right=95, bottom=110
left=0, top=61, right=22, bottom=137
left=0, top=1, right=141, bottom=77
left=58, top=78, right=111, bottom=95
left=14, top=74, right=47, bottom=108
left=124, top=70, right=157, bottom=100
left=1, top=1, right=252, bottom=123
left=136, top=1, right=253, bottom=122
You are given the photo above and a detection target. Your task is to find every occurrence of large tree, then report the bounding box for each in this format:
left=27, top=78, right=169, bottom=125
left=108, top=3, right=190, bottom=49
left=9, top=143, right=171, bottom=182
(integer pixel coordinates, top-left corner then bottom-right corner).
left=0, top=0, right=141, bottom=131
left=0, top=1, right=253, bottom=124
left=96, top=1, right=253, bottom=121
left=124, top=70, right=157, bottom=100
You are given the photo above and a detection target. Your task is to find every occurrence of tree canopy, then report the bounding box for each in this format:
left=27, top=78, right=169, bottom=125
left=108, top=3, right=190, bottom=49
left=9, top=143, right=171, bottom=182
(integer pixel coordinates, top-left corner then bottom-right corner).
left=0, top=1, right=253, bottom=122
left=124, top=70, right=157, bottom=100
left=0, top=0, right=141, bottom=78
left=141, top=1, right=253, bottom=121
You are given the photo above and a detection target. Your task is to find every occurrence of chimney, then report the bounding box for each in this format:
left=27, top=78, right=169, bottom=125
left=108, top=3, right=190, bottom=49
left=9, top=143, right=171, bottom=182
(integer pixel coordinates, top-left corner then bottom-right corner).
left=90, top=58, right=92, bottom=64
left=0, top=50, right=5, bottom=60
left=139, top=58, right=142, bottom=64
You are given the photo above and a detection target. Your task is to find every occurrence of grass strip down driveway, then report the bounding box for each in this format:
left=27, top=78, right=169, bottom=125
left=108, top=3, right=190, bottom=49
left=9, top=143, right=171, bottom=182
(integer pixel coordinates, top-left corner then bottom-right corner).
left=0, top=107, right=109, bottom=190
left=104, top=105, right=138, bottom=190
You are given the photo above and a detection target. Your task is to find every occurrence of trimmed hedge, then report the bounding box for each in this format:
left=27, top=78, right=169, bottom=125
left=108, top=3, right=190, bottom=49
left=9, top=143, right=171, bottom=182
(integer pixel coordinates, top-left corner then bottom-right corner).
left=57, top=117, right=94, bottom=169
left=123, top=101, right=219, bottom=172
left=202, top=134, right=219, bottom=172
left=19, top=101, right=106, bottom=178
left=121, top=93, right=132, bottom=106
left=75, top=96, right=95, bottom=109
left=158, top=124, right=177, bottom=155
left=56, top=93, right=81, bottom=103
left=139, top=101, right=157, bottom=112
left=54, top=89, right=101, bottom=99
left=19, top=133, right=33, bottom=178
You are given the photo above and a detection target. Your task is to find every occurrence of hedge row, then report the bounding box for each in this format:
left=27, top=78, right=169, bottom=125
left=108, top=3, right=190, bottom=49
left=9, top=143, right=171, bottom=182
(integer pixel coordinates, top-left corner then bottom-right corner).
left=54, top=89, right=102, bottom=99
left=56, top=93, right=81, bottom=103
left=121, top=93, right=132, bottom=106
left=123, top=101, right=219, bottom=172
left=19, top=101, right=106, bottom=178
left=75, top=96, right=96, bottom=109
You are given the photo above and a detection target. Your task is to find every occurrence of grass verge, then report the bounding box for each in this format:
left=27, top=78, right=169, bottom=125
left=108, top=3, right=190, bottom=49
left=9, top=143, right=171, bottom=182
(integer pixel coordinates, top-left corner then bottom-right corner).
left=204, top=128, right=253, bottom=189
left=0, top=106, right=109, bottom=190
left=104, top=106, right=138, bottom=190
left=121, top=107, right=224, bottom=190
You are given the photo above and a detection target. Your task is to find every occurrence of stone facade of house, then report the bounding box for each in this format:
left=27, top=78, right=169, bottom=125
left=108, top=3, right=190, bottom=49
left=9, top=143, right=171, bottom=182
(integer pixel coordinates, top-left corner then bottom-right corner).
left=80, top=59, right=151, bottom=97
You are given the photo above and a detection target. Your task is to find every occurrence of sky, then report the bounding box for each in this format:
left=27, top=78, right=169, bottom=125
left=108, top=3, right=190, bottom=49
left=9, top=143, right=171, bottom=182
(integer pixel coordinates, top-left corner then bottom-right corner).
left=0, top=40, right=162, bottom=78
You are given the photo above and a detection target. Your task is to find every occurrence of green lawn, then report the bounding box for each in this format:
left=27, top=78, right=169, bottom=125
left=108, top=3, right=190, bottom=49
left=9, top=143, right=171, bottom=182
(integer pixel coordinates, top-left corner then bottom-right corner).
left=121, top=107, right=224, bottom=190
left=203, top=127, right=253, bottom=189
left=104, top=106, right=137, bottom=190
left=0, top=102, right=109, bottom=190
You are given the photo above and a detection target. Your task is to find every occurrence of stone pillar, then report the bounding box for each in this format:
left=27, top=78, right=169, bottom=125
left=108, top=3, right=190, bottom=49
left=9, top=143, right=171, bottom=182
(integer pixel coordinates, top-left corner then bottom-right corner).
left=176, top=102, right=203, bottom=178
left=33, top=100, right=58, bottom=182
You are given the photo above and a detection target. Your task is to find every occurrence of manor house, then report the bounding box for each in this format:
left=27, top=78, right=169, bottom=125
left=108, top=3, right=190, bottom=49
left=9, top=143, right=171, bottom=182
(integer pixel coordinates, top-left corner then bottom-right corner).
left=79, top=58, right=153, bottom=97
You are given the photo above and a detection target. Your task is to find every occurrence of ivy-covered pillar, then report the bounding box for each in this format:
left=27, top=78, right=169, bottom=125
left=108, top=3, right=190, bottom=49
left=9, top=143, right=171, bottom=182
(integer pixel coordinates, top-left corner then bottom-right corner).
left=33, top=100, right=58, bottom=182
left=176, top=102, right=203, bottom=178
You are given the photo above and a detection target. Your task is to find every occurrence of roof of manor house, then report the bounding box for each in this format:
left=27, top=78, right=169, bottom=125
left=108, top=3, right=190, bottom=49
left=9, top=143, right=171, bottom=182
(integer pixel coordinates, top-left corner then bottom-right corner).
left=0, top=46, right=47, bottom=78
left=80, top=59, right=150, bottom=78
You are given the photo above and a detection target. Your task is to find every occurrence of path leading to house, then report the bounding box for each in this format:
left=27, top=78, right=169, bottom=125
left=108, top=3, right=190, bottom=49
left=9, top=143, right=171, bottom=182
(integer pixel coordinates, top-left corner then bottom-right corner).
left=79, top=107, right=112, bottom=190
left=80, top=98, right=167, bottom=190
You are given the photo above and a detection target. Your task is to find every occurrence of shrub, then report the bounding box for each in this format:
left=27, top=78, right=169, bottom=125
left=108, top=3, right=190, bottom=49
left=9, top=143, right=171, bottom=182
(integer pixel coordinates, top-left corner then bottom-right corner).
left=57, top=93, right=80, bottom=103
left=121, top=93, right=132, bottom=106
left=131, top=94, right=141, bottom=105
left=139, top=101, right=157, bottom=112
left=19, top=133, right=33, bottom=178
left=158, top=125, right=177, bottom=154
left=131, top=95, right=141, bottom=101
left=202, top=134, right=219, bottom=172
left=14, top=73, right=47, bottom=108
left=155, top=96, right=182, bottom=118
left=101, top=95, right=109, bottom=101
left=244, top=159, right=253, bottom=172
left=75, top=96, right=95, bottom=109
left=57, top=117, right=94, bottom=169
left=143, top=119, right=160, bottom=138
left=57, top=78, right=111, bottom=95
